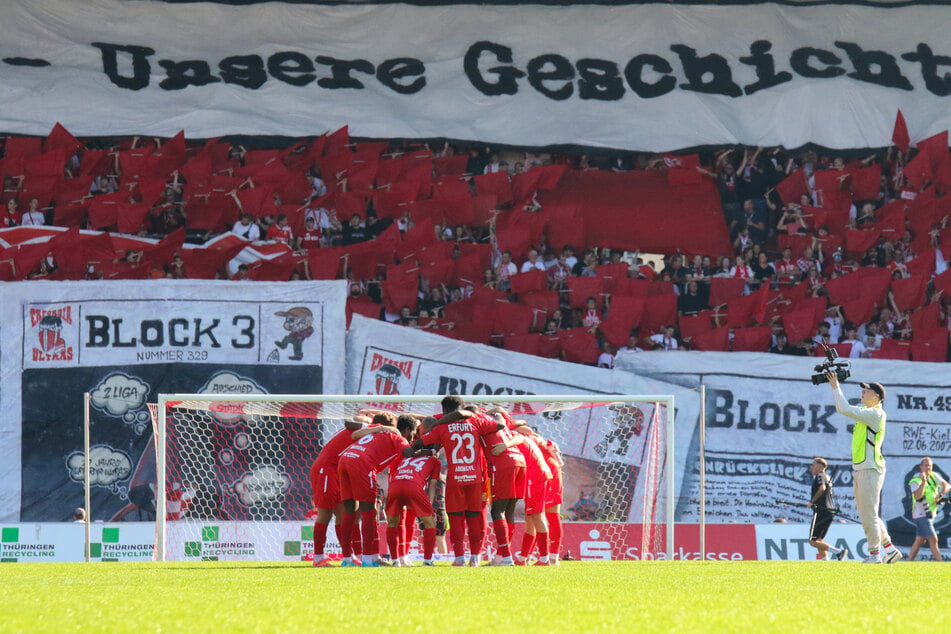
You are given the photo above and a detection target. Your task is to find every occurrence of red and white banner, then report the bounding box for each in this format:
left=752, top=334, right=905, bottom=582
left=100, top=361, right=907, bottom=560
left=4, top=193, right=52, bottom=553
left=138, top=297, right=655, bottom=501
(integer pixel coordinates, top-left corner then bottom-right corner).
left=1, top=1, right=951, bottom=149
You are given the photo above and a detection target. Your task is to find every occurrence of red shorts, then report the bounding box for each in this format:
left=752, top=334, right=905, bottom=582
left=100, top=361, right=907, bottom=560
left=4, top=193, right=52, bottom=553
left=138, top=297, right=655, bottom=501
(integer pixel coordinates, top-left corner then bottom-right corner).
left=385, top=483, right=435, bottom=518
left=545, top=467, right=563, bottom=507
left=337, top=457, right=376, bottom=503
left=444, top=480, right=484, bottom=514
left=491, top=462, right=526, bottom=501
left=310, top=463, right=340, bottom=510
left=524, top=474, right=550, bottom=515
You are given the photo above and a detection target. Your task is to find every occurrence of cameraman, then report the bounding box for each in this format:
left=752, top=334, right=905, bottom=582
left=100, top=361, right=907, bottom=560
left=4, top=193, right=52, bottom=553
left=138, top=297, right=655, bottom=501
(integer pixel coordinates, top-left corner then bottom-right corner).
left=825, top=372, right=903, bottom=563
left=907, top=457, right=950, bottom=561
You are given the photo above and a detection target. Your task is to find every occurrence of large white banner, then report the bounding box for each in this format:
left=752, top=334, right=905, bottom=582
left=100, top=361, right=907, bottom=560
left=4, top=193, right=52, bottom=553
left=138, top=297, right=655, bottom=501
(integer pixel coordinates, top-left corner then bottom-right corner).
left=1, top=1, right=950, bottom=149
left=0, top=279, right=347, bottom=522
left=617, top=351, right=951, bottom=550
left=346, top=315, right=700, bottom=524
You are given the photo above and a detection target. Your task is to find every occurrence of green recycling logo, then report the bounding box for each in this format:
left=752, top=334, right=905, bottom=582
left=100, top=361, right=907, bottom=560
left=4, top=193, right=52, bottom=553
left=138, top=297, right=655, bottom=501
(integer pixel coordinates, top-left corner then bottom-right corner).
left=184, top=525, right=254, bottom=560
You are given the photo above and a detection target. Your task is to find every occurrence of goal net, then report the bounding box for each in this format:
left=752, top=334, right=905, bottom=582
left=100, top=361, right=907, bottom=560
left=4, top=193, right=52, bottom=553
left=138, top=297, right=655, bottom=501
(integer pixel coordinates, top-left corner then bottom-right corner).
left=151, top=394, right=673, bottom=562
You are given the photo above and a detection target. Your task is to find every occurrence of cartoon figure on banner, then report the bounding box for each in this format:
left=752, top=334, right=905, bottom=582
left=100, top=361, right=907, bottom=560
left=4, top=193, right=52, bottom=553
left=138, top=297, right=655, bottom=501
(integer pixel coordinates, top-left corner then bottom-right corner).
left=272, top=306, right=314, bottom=361
left=38, top=314, right=67, bottom=355
left=594, top=406, right=646, bottom=457
left=89, top=372, right=152, bottom=434
left=375, top=363, right=403, bottom=395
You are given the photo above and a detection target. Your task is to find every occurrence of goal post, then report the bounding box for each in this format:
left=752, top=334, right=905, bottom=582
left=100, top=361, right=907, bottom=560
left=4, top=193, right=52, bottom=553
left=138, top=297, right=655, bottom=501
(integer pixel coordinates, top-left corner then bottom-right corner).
left=152, top=393, right=675, bottom=562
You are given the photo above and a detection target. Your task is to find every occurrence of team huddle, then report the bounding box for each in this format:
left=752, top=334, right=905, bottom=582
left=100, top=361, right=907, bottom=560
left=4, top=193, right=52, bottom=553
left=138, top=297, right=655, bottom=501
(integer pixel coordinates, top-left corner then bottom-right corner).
left=309, top=395, right=564, bottom=567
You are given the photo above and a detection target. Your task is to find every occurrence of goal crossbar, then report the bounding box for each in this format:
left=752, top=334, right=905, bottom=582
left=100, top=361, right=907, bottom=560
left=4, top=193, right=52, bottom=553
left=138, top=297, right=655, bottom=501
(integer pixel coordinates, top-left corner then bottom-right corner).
left=154, top=393, right=675, bottom=562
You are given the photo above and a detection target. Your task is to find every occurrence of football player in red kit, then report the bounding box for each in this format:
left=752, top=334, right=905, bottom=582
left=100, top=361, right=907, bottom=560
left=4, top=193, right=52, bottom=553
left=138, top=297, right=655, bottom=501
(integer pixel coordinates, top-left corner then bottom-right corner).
left=337, top=413, right=416, bottom=567
left=420, top=396, right=501, bottom=566
left=309, top=414, right=372, bottom=567
left=507, top=424, right=553, bottom=565
left=385, top=418, right=442, bottom=566
left=532, top=430, right=565, bottom=565
left=481, top=409, right=527, bottom=566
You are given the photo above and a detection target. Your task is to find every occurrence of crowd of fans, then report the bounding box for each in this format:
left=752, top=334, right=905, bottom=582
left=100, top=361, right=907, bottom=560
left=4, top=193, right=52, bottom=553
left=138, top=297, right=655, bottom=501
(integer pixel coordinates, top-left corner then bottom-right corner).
left=2, top=124, right=951, bottom=365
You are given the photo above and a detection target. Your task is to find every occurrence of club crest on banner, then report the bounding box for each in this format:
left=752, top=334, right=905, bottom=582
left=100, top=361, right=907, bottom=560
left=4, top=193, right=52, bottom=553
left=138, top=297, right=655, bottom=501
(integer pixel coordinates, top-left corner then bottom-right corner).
left=29, top=306, right=75, bottom=362
left=368, top=352, right=415, bottom=396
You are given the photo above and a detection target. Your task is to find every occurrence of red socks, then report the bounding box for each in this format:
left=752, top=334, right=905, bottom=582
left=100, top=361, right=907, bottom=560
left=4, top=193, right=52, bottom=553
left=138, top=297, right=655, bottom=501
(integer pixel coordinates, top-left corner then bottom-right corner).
left=386, top=526, right=400, bottom=560
left=520, top=532, right=537, bottom=559
left=537, top=531, right=549, bottom=558
left=493, top=518, right=511, bottom=558
left=422, top=527, right=436, bottom=560
left=466, top=514, right=485, bottom=559
left=339, top=513, right=356, bottom=558
left=546, top=512, right=562, bottom=559
left=360, top=510, right=378, bottom=557
left=449, top=516, right=466, bottom=557
left=313, top=520, right=329, bottom=557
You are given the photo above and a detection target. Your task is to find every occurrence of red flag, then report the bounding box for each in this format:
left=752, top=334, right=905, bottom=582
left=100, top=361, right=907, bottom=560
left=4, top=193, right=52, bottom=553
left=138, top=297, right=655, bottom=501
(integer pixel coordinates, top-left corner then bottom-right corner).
left=116, top=202, right=152, bottom=235
left=504, top=333, right=542, bottom=356
left=474, top=172, right=513, bottom=206
left=892, top=110, right=910, bottom=153
left=347, top=297, right=382, bottom=327
left=708, top=277, right=747, bottom=307
left=44, top=123, right=82, bottom=156
left=558, top=328, right=600, bottom=364
left=433, top=155, right=468, bottom=178
left=691, top=326, right=730, bottom=351
left=847, top=164, right=881, bottom=201
left=839, top=294, right=877, bottom=325
left=909, top=303, right=941, bottom=331
left=875, top=339, right=911, bottom=361
left=179, top=151, right=213, bottom=186
left=248, top=255, right=296, bottom=282
left=566, top=276, right=605, bottom=309
left=906, top=248, right=936, bottom=279
left=782, top=305, right=820, bottom=344
left=678, top=313, right=713, bottom=344
left=732, top=326, right=772, bottom=352
left=664, top=154, right=702, bottom=186
left=916, top=130, right=948, bottom=173
left=774, top=169, right=808, bottom=205
left=5, top=136, right=42, bottom=158
left=903, top=151, right=932, bottom=190
left=640, top=294, right=678, bottom=334
left=891, top=275, right=928, bottom=311
left=24, top=149, right=66, bottom=178
left=844, top=228, right=881, bottom=255
left=491, top=302, right=534, bottom=336
left=509, top=269, right=548, bottom=295
left=911, top=327, right=947, bottom=362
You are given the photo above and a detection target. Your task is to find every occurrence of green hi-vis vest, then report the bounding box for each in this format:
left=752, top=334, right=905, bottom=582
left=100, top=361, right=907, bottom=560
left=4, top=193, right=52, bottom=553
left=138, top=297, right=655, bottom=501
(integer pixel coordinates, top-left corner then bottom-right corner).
left=910, top=474, right=940, bottom=513
left=851, top=418, right=884, bottom=468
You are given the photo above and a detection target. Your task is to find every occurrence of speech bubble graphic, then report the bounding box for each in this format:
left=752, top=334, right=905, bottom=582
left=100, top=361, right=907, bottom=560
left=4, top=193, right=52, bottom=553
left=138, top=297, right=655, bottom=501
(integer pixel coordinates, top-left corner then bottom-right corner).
left=90, top=373, right=150, bottom=418
left=199, top=371, right=267, bottom=426
left=232, top=466, right=291, bottom=506
left=66, top=445, right=133, bottom=488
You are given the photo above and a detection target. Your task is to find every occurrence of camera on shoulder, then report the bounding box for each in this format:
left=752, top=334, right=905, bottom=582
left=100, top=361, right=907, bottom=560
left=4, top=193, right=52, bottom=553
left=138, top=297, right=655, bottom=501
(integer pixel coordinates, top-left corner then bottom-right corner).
left=811, top=343, right=851, bottom=385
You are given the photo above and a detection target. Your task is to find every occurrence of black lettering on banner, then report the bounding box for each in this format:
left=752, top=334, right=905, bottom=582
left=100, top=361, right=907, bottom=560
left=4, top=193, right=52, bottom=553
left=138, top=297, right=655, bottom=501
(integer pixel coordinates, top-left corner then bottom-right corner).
left=624, top=54, right=676, bottom=98
left=789, top=47, right=844, bottom=78
left=85, top=315, right=110, bottom=347
left=577, top=58, right=624, bottom=101
left=168, top=318, right=189, bottom=346
left=902, top=44, right=951, bottom=96
left=193, top=318, right=221, bottom=348
left=527, top=54, right=575, bottom=100
left=140, top=319, right=164, bottom=346
left=267, top=52, right=315, bottom=87
left=782, top=403, right=805, bottom=432
left=834, top=41, right=912, bottom=90
left=158, top=59, right=221, bottom=90
left=315, top=56, right=375, bottom=89
left=808, top=404, right=837, bottom=434
left=708, top=389, right=733, bottom=428
left=759, top=402, right=781, bottom=431
left=464, top=41, right=524, bottom=96
left=437, top=376, right=465, bottom=394
left=219, top=55, right=267, bottom=89
left=376, top=58, right=426, bottom=95
left=93, top=42, right=154, bottom=91
left=670, top=44, right=742, bottom=97
left=739, top=40, right=793, bottom=95
left=231, top=315, right=254, bottom=349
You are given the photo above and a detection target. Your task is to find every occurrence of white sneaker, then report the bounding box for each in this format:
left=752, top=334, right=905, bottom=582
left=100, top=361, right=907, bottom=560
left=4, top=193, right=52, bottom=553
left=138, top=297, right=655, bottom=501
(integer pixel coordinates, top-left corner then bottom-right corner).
left=884, top=549, right=903, bottom=564
left=862, top=552, right=883, bottom=564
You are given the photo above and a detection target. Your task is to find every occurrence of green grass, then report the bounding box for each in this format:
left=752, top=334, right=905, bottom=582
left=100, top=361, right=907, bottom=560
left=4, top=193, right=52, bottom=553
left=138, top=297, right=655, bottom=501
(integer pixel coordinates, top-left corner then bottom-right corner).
left=2, top=560, right=940, bottom=633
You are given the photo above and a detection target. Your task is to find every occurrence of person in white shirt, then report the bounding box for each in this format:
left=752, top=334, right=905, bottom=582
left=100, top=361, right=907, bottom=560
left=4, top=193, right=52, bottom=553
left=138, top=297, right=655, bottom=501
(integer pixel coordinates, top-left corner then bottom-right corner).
left=19, top=197, right=45, bottom=226
left=597, top=344, right=615, bottom=369
left=520, top=249, right=546, bottom=273
left=649, top=326, right=679, bottom=351
left=232, top=213, right=261, bottom=241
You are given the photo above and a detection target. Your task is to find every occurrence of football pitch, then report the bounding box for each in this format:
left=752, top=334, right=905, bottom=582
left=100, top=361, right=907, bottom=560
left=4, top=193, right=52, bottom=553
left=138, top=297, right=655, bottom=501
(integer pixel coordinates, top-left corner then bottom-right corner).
left=4, top=560, right=938, bottom=633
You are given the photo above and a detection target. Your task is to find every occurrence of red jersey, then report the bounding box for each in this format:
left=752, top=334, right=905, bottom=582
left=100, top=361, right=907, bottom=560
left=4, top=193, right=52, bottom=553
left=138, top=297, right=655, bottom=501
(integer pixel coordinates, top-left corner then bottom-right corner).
left=266, top=223, right=294, bottom=244
left=311, top=426, right=359, bottom=471
left=388, top=455, right=441, bottom=490
left=421, top=414, right=496, bottom=485
left=299, top=228, right=322, bottom=250
left=339, top=429, right=408, bottom=472
left=482, top=426, right=526, bottom=469
left=513, top=434, right=553, bottom=481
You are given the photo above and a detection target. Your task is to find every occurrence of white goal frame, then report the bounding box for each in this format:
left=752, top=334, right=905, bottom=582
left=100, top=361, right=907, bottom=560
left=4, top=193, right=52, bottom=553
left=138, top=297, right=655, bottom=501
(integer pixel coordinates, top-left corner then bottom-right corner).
left=154, top=393, right=675, bottom=562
